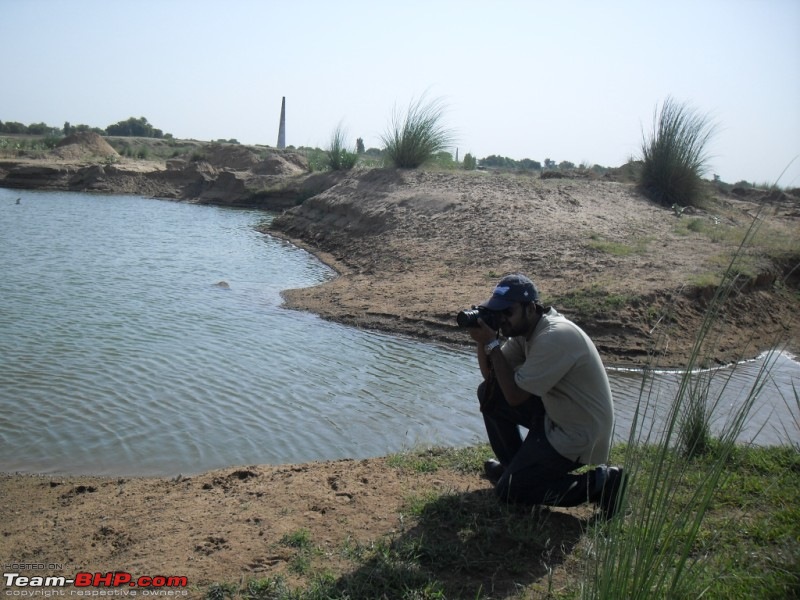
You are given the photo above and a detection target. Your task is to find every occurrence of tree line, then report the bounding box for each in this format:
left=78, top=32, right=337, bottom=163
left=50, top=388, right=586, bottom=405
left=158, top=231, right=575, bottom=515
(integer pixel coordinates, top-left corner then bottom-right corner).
left=0, top=116, right=170, bottom=139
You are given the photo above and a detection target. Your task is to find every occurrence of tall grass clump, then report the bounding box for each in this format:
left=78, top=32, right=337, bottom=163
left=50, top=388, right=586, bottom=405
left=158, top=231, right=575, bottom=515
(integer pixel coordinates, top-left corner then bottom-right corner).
left=782, top=382, right=800, bottom=451
left=326, top=123, right=358, bottom=171
left=380, top=95, right=455, bottom=168
left=583, top=206, right=791, bottom=599
left=673, top=209, right=769, bottom=458
left=639, top=96, right=717, bottom=208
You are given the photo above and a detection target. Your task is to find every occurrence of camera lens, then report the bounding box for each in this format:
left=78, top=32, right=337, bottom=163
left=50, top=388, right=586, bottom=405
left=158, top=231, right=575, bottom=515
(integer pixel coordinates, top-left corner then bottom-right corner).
left=456, top=309, right=480, bottom=328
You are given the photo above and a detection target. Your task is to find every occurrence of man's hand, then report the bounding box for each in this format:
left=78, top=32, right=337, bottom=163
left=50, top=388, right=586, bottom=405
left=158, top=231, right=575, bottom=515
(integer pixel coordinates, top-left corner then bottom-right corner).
left=471, top=319, right=498, bottom=382
left=471, top=320, right=531, bottom=407
left=468, top=319, right=497, bottom=346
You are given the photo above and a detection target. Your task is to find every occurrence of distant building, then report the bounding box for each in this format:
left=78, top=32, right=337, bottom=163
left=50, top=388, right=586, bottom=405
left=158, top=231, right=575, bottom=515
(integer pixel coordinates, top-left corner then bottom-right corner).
left=277, top=97, right=286, bottom=149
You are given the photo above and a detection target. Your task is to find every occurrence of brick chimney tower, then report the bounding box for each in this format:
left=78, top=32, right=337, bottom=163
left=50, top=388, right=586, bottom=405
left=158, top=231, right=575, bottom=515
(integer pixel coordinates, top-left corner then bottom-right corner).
left=277, top=97, right=286, bottom=149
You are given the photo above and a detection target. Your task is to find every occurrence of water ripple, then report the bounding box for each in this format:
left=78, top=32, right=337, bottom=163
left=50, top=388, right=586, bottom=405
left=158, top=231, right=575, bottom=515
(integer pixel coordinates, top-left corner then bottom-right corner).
left=1, top=190, right=797, bottom=476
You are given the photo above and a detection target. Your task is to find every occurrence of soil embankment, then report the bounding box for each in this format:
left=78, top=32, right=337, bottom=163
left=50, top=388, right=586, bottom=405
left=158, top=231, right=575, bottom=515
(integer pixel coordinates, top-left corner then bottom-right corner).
left=267, top=168, right=800, bottom=367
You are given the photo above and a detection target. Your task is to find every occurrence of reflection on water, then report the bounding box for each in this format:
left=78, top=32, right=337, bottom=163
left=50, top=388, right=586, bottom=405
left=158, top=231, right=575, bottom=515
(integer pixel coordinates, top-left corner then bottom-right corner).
left=609, top=351, right=800, bottom=448
left=0, top=190, right=797, bottom=477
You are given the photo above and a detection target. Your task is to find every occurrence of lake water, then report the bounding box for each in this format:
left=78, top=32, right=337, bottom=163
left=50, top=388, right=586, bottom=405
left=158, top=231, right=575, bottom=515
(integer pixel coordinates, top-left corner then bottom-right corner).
left=1, top=189, right=797, bottom=476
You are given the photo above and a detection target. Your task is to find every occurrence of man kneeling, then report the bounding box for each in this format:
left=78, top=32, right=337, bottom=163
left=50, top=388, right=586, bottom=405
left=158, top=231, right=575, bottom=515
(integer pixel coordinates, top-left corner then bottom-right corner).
left=466, top=274, right=625, bottom=519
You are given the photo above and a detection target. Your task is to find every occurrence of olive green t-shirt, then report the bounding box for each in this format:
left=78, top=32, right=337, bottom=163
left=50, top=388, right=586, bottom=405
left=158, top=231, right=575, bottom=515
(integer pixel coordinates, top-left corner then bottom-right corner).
left=501, top=307, right=614, bottom=464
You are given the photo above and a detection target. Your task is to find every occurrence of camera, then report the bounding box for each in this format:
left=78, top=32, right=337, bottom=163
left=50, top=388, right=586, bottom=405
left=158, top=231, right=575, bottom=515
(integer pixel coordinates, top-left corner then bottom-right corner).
left=456, top=306, right=501, bottom=331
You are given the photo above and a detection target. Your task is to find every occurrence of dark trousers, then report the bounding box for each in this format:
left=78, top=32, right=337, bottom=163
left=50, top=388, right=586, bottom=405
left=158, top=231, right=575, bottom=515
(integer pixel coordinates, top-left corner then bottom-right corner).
left=479, top=380, right=600, bottom=507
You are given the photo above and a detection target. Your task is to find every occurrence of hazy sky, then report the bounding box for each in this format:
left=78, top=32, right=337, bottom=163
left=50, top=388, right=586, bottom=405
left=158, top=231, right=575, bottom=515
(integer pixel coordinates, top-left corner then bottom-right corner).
left=2, top=0, right=798, bottom=186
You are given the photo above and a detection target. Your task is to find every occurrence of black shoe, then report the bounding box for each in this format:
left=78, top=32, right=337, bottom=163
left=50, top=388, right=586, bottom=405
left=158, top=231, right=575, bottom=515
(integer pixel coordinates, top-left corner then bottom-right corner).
left=483, top=459, right=505, bottom=484
left=598, top=466, right=627, bottom=520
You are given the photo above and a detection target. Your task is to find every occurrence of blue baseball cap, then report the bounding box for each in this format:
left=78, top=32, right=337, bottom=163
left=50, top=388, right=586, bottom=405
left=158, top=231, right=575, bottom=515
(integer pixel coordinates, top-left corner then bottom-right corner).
left=479, top=273, right=540, bottom=311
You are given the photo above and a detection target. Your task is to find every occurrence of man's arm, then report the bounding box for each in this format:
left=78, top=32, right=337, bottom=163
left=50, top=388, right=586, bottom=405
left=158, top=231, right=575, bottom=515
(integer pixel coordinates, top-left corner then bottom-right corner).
left=476, top=338, right=492, bottom=380
left=469, top=321, right=532, bottom=406
left=485, top=344, right=532, bottom=406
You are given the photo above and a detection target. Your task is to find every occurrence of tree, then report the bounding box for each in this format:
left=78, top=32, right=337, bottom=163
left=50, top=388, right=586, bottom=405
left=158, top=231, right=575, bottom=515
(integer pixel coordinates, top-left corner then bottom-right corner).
left=1, top=121, right=26, bottom=134
left=27, top=122, right=57, bottom=135
left=518, top=158, right=541, bottom=171
left=463, top=152, right=477, bottom=170
left=356, top=137, right=365, bottom=154
left=432, top=150, right=455, bottom=169
left=479, top=155, right=514, bottom=168
left=105, top=116, right=165, bottom=138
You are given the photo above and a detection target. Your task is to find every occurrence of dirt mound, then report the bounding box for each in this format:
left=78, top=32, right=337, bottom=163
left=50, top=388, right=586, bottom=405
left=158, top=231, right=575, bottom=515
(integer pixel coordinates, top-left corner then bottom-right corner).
left=51, top=132, right=119, bottom=160
left=202, top=143, right=263, bottom=169
left=252, top=152, right=309, bottom=176
left=200, top=143, right=308, bottom=175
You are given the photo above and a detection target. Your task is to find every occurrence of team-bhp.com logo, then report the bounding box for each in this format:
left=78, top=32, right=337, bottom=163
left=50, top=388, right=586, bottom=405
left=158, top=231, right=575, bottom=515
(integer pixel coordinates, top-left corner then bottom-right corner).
left=4, top=571, right=188, bottom=596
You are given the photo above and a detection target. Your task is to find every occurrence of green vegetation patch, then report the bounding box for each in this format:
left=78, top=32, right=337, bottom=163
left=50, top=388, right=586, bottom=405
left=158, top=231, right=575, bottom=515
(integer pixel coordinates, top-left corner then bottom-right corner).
left=386, top=445, right=487, bottom=474
left=587, top=233, right=649, bottom=256
left=676, top=215, right=799, bottom=257
left=0, top=135, right=61, bottom=158
left=557, top=284, right=637, bottom=316
left=593, top=444, right=800, bottom=600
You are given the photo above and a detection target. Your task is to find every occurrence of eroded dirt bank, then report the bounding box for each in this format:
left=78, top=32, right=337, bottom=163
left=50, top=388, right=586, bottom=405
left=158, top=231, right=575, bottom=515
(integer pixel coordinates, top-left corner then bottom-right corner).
left=267, top=168, right=800, bottom=368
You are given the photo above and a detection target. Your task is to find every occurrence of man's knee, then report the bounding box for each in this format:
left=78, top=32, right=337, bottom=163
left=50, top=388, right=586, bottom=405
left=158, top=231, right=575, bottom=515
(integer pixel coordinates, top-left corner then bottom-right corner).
left=477, top=380, right=494, bottom=412
left=477, top=380, right=487, bottom=402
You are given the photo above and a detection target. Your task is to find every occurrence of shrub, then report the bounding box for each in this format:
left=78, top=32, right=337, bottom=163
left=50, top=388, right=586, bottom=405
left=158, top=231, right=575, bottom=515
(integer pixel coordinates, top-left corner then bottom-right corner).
left=381, top=95, right=454, bottom=168
left=639, top=96, right=717, bottom=208
left=326, top=124, right=358, bottom=171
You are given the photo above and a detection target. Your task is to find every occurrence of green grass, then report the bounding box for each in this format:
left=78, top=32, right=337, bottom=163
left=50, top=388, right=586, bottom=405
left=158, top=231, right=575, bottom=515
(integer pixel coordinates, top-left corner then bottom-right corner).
left=280, top=528, right=312, bottom=549
left=386, top=445, right=486, bottom=474
left=583, top=443, right=799, bottom=600
left=279, top=528, right=318, bottom=576
left=675, top=214, right=799, bottom=256
left=580, top=209, right=795, bottom=600
left=587, top=233, right=649, bottom=256
left=672, top=201, right=799, bottom=289
left=556, top=284, right=638, bottom=316
left=0, top=134, right=61, bottom=158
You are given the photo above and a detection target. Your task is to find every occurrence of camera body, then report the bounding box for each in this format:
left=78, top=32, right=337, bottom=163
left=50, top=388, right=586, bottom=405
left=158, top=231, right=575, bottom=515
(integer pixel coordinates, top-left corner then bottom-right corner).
left=456, top=306, right=501, bottom=331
